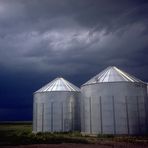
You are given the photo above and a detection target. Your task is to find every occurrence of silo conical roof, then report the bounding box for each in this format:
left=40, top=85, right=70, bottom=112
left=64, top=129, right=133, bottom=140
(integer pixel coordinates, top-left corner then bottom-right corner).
left=35, top=77, right=80, bottom=93
left=83, top=66, right=144, bottom=86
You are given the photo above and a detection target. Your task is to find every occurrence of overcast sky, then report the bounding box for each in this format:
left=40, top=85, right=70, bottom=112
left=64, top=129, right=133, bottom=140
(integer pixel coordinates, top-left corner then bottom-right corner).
left=0, top=0, right=148, bottom=121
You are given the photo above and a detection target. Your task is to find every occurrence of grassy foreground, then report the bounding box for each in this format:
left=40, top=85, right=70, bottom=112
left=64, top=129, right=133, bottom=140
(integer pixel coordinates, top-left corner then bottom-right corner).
left=0, top=123, right=90, bottom=145
left=0, top=123, right=148, bottom=146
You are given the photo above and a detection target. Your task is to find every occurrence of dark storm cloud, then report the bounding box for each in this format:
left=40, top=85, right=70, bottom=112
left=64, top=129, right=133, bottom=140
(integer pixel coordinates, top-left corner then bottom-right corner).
left=0, top=0, right=148, bottom=120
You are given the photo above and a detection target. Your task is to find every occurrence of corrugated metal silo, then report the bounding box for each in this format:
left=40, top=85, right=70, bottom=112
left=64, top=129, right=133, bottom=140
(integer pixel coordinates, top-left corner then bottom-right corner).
left=81, top=66, right=148, bottom=135
left=33, top=77, right=81, bottom=132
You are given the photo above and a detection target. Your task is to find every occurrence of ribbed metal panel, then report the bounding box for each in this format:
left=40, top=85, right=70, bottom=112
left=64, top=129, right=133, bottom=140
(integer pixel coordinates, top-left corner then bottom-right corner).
left=33, top=78, right=81, bottom=133
left=81, top=82, right=147, bottom=135
left=81, top=67, right=148, bottom=135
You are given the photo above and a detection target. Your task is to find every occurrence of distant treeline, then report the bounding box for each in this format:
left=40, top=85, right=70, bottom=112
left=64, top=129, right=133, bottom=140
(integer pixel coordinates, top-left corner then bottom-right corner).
left=0, top=121, right=32, bottom=124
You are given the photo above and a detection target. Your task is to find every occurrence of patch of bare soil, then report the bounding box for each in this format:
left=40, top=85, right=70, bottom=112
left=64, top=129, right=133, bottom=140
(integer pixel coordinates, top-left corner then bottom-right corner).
left=1, top=142, right=148, bottom=148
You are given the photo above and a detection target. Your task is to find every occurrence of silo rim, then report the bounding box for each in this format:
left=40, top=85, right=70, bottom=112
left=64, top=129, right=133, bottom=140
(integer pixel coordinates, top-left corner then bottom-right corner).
left=81, top=81, right=147, bottom=87
left=33, top=90, right=81, bottom=94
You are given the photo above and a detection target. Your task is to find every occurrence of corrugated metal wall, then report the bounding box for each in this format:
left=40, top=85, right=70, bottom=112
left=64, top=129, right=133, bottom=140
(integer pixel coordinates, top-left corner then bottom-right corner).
left=81, top=82, right=148, bottom=135
left=33, top=91, right=81, bottom=132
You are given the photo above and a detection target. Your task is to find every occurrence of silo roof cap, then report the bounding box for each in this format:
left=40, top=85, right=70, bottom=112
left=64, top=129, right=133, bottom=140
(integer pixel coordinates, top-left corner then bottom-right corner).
left=35, top=77, right=80, bottom=93
left=83, top=66, right=145, bottom=86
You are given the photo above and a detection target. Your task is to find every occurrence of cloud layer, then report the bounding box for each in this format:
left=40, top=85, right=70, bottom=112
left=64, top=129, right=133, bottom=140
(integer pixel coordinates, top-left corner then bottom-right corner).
left=0, top=0, right=148, bottom=120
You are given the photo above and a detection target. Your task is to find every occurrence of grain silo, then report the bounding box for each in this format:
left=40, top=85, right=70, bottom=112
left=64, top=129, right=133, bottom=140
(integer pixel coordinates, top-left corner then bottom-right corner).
left=33, top=77, right=81, bottom=132
left=81, top=66, right=148, bottom=135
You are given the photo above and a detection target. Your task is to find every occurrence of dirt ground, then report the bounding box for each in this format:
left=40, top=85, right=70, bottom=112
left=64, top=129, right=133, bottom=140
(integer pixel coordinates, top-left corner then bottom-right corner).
left=1, top=142, right=148, bottom=148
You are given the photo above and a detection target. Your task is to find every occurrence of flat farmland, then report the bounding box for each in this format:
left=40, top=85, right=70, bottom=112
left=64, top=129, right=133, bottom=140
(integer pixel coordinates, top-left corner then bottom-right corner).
left=0, top=123, right=148, bottom=148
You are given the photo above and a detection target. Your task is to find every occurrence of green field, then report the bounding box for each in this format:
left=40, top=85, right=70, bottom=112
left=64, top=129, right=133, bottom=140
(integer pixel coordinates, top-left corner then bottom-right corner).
left=0, top=123, right=90, bottom=145
left=0, top=123, right=148, bottom=146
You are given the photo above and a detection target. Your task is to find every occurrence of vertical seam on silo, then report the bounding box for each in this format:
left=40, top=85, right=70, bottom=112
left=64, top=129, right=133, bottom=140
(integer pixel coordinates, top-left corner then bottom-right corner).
left=125, top=96, right=130, bottom=135
left=63, top=102, right=65, bottom=131
left=72, top=102, right=74, bottom=131
left=83, top=99, right=85, bottom=132
left=61, top=102, right=63, bottom=132
left=99, top=96, right=103, bottom=134
left=112, top=96, right=116, bottom=135
left=137, top=96, right=140, bottom=134
left=42, top=103, right=44, bottom=132
left=51, top=102, right=53, bottom=132
left=89, top=97, right=92, bottom=134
